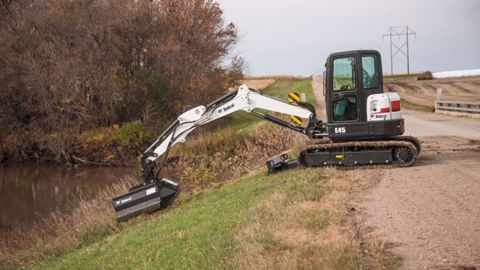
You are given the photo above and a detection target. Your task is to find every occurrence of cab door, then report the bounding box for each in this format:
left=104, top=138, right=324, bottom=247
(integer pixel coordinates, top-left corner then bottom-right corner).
left=328, top=56, right=359, bottom=123
left=359, top=53, right=383, bottom=122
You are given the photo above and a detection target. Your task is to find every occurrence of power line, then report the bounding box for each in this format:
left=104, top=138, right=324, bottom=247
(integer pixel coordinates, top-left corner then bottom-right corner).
left=382, top=26, right=416, bottom=75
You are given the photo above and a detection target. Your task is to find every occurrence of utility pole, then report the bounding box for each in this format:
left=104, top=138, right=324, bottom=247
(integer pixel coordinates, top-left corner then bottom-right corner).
left=382, top=26, right=416, bottom=75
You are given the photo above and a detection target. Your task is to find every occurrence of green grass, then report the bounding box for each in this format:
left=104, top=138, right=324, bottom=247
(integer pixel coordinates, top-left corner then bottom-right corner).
left=333, top=76, right=355, bottom=91
left=218, top=77, right=315, bottom=133
left=262, top=77, right=316, bottom=106
left=34, top=168, right=327, bottom=270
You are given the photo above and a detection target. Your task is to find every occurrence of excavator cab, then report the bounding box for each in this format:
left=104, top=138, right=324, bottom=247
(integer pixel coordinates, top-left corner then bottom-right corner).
left=324, top=50, right=404, bottom=141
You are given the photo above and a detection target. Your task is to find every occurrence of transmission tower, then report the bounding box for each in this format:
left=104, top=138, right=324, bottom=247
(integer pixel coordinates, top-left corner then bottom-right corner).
left=382, top=26, right=416, bottom=75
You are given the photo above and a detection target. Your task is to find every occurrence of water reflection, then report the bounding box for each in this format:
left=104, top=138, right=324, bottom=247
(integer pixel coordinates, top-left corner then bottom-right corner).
left=0, top=164, right=137, bottom=227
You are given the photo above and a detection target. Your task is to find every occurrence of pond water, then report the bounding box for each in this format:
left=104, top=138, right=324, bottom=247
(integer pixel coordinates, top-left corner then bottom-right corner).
left=0, top=164, right=137, bottom=228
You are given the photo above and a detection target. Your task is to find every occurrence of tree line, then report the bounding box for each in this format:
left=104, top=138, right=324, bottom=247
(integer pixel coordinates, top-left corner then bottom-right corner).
left=0, top=0, right=244, bottom=162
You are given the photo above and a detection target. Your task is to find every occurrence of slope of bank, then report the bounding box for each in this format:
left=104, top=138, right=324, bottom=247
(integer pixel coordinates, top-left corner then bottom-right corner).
left=30, top=77, right=397, bottom=270
left=34, top=169, right=332, bottom=269
left=34, top=166, right=398, bottom=270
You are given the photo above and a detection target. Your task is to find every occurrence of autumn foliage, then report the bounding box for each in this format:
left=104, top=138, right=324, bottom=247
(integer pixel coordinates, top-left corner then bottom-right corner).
left=0, top=0, right=244, bottom=162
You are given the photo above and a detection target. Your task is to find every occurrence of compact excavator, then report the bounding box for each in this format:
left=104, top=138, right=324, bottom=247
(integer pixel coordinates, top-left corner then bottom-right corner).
left=112, top=50, right=421, bottom=222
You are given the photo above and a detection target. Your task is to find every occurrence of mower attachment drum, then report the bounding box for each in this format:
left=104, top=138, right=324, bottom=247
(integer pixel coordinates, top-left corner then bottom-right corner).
left=112, top=178, right=178, bottom=222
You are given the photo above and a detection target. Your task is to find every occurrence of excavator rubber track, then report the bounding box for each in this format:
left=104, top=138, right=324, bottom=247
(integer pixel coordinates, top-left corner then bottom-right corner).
left=299, top=136, right=419, bottom=167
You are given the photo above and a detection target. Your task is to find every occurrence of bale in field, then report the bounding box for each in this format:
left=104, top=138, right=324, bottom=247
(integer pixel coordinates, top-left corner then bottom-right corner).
left=416, top=71, right=433, bottom=80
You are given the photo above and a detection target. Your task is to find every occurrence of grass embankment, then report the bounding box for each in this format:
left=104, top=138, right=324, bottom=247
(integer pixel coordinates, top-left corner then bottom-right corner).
left=34, top=168, right=399, bottom=269
left=35, top=169, right=352, bottom=269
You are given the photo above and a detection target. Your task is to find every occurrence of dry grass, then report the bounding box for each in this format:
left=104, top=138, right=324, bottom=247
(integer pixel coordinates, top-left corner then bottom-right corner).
left=0, top=176, right=138, bottom=269
left=229, top=168, right=360, bottom=269
left=240, top=75, right=305, bottom=91
left=228, top=167, right=401, bottom=270
left=245, top=75, right=302, bottom=80
left=385, top=76, right=480, bottom=108
left=241, top=78, right=276, bottom=90
left=168, top=123, right=306, bottom=192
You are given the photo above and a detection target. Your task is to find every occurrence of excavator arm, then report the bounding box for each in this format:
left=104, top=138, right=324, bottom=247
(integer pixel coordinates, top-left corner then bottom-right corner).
left=112, top=84, right=324, bottom=222
left=140, top=84, right=325, bottom=182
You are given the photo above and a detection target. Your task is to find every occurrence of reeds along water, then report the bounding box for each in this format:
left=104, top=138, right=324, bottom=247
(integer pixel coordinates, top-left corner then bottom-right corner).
left=0, top=176, right=137, bottom=268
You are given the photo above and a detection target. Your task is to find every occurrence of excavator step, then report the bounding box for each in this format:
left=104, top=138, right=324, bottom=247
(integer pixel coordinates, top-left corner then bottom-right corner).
left=112, top=178, right=178, bottom=222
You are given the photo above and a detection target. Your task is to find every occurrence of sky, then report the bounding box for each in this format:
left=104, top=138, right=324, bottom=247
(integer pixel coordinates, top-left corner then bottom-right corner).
left=217, top=0, right=480, bottom=76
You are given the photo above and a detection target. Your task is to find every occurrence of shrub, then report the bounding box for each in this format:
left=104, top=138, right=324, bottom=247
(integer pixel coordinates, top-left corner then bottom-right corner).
left=113, top=120, right=146, bottom=148
left=182, top=160, right=217, bottom=192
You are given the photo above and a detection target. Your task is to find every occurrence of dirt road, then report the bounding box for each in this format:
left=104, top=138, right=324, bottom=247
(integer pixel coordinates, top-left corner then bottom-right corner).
left=311, top=76, right=326, bottom=116
left=311, top=76, right=480, bottom=269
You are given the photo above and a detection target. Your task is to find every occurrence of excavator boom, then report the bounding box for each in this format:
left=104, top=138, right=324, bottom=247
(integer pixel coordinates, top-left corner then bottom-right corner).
left=112, top=84, right=324, bottom=221
left=142, top=84, right=322, bottom=164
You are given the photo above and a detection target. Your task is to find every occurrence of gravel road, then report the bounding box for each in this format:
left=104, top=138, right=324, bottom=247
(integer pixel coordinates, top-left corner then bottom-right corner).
left=311, top=76, right=480, bottom=269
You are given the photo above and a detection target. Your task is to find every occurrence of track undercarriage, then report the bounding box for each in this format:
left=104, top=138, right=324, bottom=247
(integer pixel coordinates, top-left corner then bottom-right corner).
left=267, top=136, right=421, bottom=173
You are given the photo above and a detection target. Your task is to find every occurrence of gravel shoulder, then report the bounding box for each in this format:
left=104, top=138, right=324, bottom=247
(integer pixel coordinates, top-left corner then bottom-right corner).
left=311, top=76, right=480, bottom=269
left=359, top=137, right=480, bottom=269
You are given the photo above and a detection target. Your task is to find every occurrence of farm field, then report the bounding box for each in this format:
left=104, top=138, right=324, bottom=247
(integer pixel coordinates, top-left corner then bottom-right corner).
left=385, top=75, right=480, bottom=110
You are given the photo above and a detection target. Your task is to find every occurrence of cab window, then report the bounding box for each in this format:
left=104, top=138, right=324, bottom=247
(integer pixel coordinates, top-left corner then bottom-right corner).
left=332, top=96, right=357, bottom=121
left=333, top=57, right=355, bottom=91
left=361, top=55, right=380, bottom=89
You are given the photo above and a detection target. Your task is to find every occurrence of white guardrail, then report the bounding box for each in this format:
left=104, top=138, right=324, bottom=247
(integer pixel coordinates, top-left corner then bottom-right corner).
left=434, top=88, right=480, bottom=114
left=435, top=100, right=480, bottom=113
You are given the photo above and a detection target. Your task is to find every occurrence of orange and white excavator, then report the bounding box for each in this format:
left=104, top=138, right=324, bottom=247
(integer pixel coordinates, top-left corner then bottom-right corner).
left=112, top=50, right=420, bottom=222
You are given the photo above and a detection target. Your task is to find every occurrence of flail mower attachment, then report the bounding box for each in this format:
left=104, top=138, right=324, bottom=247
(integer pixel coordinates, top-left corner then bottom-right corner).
left=112, top=178, right=178, bottom=222
left=112, top=158, right=179, bottom=222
